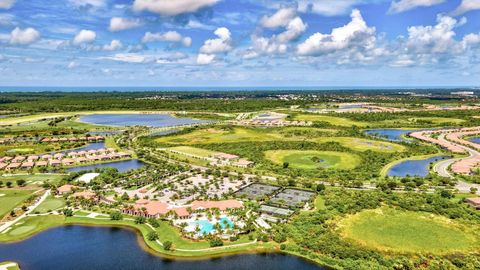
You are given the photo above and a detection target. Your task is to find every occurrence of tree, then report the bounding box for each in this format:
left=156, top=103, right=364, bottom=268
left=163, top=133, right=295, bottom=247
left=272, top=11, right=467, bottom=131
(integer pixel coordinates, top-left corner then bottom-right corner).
left=470, top=187, right=478, bottom=194
left=135, top=216, right=146, bottom=224
left=16, top=179, right=26, bottom=187
left=110, top=211, right=123, bottom=220
left=209, top=236, right=223, bottom=247
left=316, top=183, right=326, bottom=192
left=148, top=218, right=159, bottom=228
left=6, top=181, right=12, bottom=188
left=283, top=162, right=289, bottom=168
left=163, top=241, right=172, bottom=251
left=147, top=231, right=158, bottom=241
left=63, top=208, right=74, bottom=216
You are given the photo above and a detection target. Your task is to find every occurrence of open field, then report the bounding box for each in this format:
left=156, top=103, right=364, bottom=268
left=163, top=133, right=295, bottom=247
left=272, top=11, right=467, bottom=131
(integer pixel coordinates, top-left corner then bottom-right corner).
left=292, top=114, right=368, bottom=127
left=382, top=117, right=466, bottom=126
left=0, top=262, right=20, bottom=270
left=167, top=146, right=219, bottom=158
left=33, top=196, right=65, bottom=213
left=315, top=137, right=406, bottom=153
left=338, top=208, right=480, bottom=254
left=0, top=174, right=64, bottom=187
left=0, top=189, right=36, bottom=218
left=264, top=150, right=360, bottom=170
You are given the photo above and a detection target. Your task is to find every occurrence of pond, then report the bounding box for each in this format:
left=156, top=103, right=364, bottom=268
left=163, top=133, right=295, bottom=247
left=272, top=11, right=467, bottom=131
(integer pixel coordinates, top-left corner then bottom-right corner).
left=188, top=217, right=234, bottom=236
left=364, top=129, right=415, bottom=142
left=468, top=137, right=480, bottom=144
left=66, top=159, right=145, bottom=173
left=387, top=155, right=448, bottom=177
left=0, top=226, right=325, bottom=270
left=79, top=114, right=208, bottom=128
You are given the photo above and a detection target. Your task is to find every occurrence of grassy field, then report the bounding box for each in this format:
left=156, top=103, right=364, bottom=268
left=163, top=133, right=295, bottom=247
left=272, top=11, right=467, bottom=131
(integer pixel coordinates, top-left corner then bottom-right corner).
left=315, top=137, right=406, bottom=153
left=264, top=150, right=360, bottom=170
left=0, top=174, right=64, bottom=187
left=339, top=208, right=480, bottom=254
left=382, top=117, right=465, bottom=126
left=0, top=189, right=37, bottom=218
left=33, top=196, right=65, bottom=213
left=292, top=114, right=368, bottom=127
left=0, top=262, right=20, bottom=270
left=0, top=215, right=65, bottom=242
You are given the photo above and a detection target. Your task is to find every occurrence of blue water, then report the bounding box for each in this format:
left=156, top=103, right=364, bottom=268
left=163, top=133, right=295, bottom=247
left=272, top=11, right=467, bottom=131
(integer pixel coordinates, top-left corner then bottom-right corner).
left=60, top=142, right=106, bottom=155
left=0, top=226, right=324, bottom=270
left=388, top=156, right=447, bottom=177
left=66, top=159, right=145, bottom=173
left=192, top=217, right=234, bottom=235
left=365, top=129, right=415, bottom=142
left=79, top=114, right=207, bottom=128
left=469, top=137, right=480, bottom=144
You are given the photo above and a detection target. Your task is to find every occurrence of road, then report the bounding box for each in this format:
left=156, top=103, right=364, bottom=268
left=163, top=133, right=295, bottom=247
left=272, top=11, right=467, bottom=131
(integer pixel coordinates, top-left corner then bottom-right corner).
left=0, top=189, right=50, bottom=233
left=433, top=134, right=480, bottom=194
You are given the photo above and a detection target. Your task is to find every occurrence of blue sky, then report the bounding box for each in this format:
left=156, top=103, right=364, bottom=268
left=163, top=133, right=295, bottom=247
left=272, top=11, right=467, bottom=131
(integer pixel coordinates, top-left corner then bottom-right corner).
left=1, top=0, right=480, bottom=87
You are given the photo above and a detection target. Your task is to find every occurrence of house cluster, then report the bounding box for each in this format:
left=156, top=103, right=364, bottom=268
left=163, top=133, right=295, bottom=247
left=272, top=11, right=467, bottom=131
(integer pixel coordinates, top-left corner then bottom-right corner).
left=234, top=119, right=312, bottom=127
left=210, top=153, right=254, bottom=168
left=0, top=136, right=105, bottom=145
left=123, top=199, right=243, bottom=219
left=465, top=197, right=480, bottom=210
left=0, top=148, right=131, bottom=171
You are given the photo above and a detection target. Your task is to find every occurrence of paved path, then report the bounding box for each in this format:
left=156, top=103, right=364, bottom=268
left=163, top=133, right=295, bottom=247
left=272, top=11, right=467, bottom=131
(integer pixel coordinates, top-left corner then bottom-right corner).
left=0, top=190, right=50, bottom=233
left=433, top=134, right=480, bottom=194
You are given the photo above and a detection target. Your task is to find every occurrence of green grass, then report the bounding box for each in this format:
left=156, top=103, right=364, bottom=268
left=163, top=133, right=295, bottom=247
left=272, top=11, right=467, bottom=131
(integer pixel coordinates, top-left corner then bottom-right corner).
left=292, top=114, right=368, bottom=127
left=264, top=150, right=360, bottom=170
left=339, top=208, right=480, bottom=254
left=0, top=189, right=36, bottom=218
left=33, top=196, right=65, bottom=213
left=0, top=174, right=64, bottom=187
left=314, top=195, right=325, bottom=210
left=315, top=137, right=406, bottom=153
left=0, top=261, right=20, bottom=270
left=0, top=215, right=65, bottom=242
left=382, top=117, right=465, bottom=125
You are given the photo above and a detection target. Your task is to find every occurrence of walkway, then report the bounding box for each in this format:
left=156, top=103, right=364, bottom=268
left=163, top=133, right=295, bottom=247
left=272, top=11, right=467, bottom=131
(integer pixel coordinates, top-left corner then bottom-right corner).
left=0, top=189, right=50, bottom=233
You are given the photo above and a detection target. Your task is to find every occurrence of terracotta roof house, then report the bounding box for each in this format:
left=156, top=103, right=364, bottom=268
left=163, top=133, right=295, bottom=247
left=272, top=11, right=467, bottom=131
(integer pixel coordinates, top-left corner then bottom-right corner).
left=21, top=162, right=35, bottom=169
left=41, top=138, right=51, bottom=142
left=191, top=200, right=243, bottom=211
left=50, top=160, right=61, bottom=166
left=41, top=154, right=53, bottom=160
left=174, top=207, right=191, bottom=219
left=235, top=159, right=254, bottom=168
left=2, top=156, right=13, bottom=162
left=62, top=158, right=75, bottom=166
left=27, top=155, right=39, bottom=161
left=36, top=161, right=48, bottom=167
left=107, top=148, right=116, bottom=153
left=213, top=153, right=239, bottom=160
left=68, top=137, right=78, bottom=142
left=58, top=184, right=76, bottom=194
left=0, top=163, right=7, bottom=170
left=95, top=136, right=104, bottom=141
left=50, top=138, right=59, bottom=142
left=12, top=156, right=26, bottom=163
left=77, top=151, right=87, bottom=156
left=59, top=138, right=68, bottom=142
left=53, top=153, right=64, bottom=159
left=124, top=200, right=170, bottom=218
left=465, top=197, right=480, bottom=209
left=76, top=157, right=87, bottom=163
left=6, top=162, right=21, bottom=170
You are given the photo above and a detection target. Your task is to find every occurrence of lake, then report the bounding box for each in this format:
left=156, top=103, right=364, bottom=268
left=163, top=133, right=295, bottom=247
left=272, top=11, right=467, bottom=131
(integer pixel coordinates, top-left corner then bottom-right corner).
left=468, top=137, right=480, bottom=144
left=66, top=159, right=145, bottom=173
left=0, top=226, right=325, bottom=270
left=388, top=155, right=448, bottom=177
left=364, top=129, right=415, bottom=142
left=79, top=114, right=208, bottom=128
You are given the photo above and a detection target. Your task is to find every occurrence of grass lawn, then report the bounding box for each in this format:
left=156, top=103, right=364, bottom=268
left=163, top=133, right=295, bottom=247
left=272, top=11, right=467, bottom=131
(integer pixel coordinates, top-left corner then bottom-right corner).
left=313, top=195, right=326, bottom=210
left=0, top=189, right=36, bottom=218
left=264, top=150, right=360, bottom=170
left=382, top=117, right=465, bottom=126
left=292, top=114, right=368, bottom=127
left=33, top=196, right=65, bottom=213
left=0, top=262, right=20, bottom=270
left=338, top=207, right=480, bottom=254
left=0, top=174, right=64, bottom=187
left=167, top=146, right=219, bottom=158
left=315, top=137, right=406, bottom=153
left=0, top=215, right=65, bottom=242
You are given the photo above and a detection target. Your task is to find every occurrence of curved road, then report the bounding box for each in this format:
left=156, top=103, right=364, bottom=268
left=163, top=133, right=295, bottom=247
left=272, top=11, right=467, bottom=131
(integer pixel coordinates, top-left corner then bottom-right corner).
left=433, top=134, right=480, bottom=194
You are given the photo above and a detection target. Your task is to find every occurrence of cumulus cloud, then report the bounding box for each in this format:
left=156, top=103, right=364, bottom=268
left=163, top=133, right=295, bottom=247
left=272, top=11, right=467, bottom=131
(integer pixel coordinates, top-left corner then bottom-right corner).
left=244, top=7, right=306, bottom=58
left=297, top=9, right=375, bottom=56
left=0, top=0, right=15, bottom=9
left=451, top=0, right=480, bottom=16
left=73, top=30, right=96, bottom=45
left=142, top=31, right=192, bottom=47
left=388, top=0, right=445, bottom=14
left=196, top=27, right=232, bottom=65
left=102, top=53, right=150, bottom=63
left=133, top=0, right=220, bottom=16
left=109, top=17, right=144, bottom=32
left=9, top=27, right=40, bottom=45
left=103, top=39, right=123, bottom=51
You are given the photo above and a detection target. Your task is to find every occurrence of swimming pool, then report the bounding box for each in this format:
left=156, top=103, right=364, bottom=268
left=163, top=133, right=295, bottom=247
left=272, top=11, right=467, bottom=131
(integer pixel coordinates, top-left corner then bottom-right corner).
left=189, top=217, right=234, bottom=235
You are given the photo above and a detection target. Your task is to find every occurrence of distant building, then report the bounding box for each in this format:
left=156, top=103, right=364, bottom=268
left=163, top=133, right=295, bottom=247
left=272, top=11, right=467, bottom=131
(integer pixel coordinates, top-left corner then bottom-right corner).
left=465, top=197, right=480, bottom=209
left=451, top=91, right=475, bottom=97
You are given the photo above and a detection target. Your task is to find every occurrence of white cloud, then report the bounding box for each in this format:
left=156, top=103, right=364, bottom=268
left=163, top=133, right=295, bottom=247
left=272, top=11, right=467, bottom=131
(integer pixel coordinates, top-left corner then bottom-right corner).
left=103, top=39, right=123, bottom=51
left=388, top=0, right=445, bottom=14
left=142, top=31, right=192, bottom=46
left=260, top=7, right=296, bottom=28
left=0, top=0, right=15, bottom=9
left=73, top=30, right=96, bottom=45
left=109, top=17, right=144, bottom=32
left=67, top=61, right=79, bottom=69
left=133, top=0, right=220, bottom=16
left=297, top=0, right=372, bottom=16
left=297, top=9, right=375, bottom=56
left=0, top=13, right=15, bottom=26
left=196, top=53, right=216, bottom=65
left=199, top=27, right=232, bottom=54
left=69, top=0, right=106, bottom=8
left=102, top=53, right=150, bottom=63
left=451, top=0, right=480, bottom=16
left=9, top=27, right=40, bottom=45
